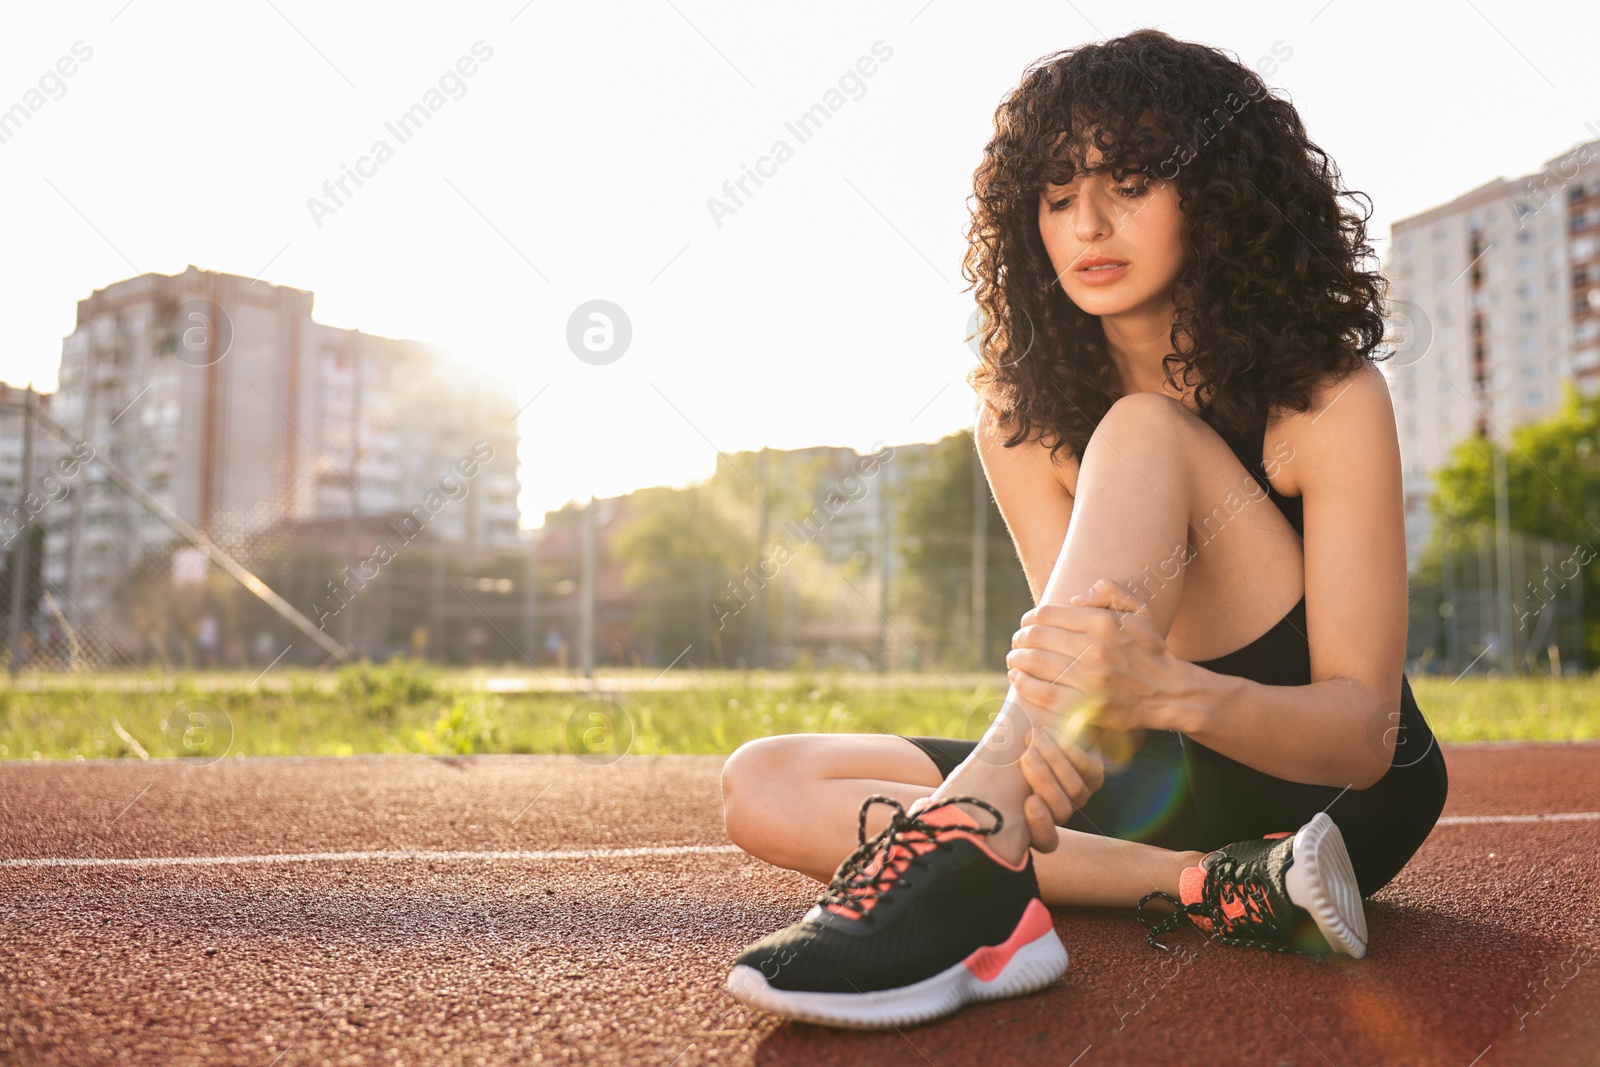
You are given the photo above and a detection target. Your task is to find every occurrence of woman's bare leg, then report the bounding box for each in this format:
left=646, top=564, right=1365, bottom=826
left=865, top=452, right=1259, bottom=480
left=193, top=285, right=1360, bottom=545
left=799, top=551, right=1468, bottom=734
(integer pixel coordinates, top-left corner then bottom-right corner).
left=721, top=393, right=1306, bottom=899
left=938, top=392, right=1307, bottom=862
left=721, top=732, right=1206, bottom=907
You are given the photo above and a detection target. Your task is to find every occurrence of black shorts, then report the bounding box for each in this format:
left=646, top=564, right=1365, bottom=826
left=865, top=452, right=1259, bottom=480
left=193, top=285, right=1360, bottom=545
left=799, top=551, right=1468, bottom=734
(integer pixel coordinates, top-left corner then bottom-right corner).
left=903, top=679, right=1448, bottom=900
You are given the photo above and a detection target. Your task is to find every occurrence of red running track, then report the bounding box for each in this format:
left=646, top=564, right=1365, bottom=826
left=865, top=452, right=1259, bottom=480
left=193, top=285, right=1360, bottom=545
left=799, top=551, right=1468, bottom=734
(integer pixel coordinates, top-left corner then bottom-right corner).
left=1, top=743, right=1597, bottom=1065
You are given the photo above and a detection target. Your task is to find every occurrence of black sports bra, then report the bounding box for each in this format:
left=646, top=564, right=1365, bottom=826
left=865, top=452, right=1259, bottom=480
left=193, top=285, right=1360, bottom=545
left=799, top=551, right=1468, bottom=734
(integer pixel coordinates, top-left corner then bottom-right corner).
left=1213, top=413, right=1303, bottom=538
left=1188, top=410, right=1310, bottom=683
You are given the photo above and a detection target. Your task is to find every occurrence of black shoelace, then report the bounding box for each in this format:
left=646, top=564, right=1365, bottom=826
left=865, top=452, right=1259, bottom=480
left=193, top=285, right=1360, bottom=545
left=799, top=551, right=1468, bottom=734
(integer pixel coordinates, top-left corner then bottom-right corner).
left=1135, top=855, right=1303, bottom=955
left=816, top=795, right=1005, bottom=921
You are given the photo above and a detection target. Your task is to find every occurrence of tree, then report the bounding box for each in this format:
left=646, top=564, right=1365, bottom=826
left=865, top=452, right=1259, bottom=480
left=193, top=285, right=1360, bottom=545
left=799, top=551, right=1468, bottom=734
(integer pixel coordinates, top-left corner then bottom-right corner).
left=610, top=447, right=875, bottom=668
left=610, top=480, right=757, bottom=665
left=897, top=429, right=1033, bottom=670
left=1423, top=379, right=1600, bottom=664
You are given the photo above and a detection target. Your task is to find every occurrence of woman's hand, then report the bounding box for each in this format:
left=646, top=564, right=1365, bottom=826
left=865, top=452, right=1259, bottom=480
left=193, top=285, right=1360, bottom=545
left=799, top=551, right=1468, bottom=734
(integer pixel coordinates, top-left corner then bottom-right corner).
left=1017, top=725, right=1105, bottom=852
left=915, top=726, right=1106, bottom=854
left=1005, top=577, right=1202, bottom=736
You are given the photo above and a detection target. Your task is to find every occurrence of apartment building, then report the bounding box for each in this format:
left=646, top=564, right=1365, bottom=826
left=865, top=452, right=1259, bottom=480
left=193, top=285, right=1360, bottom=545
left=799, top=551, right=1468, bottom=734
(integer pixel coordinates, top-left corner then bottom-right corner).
left=1383, top=138, right=1600, bottom=567
left=43, top=266, right=522, bottom=620
left=0, top=382, right=57, bottom=549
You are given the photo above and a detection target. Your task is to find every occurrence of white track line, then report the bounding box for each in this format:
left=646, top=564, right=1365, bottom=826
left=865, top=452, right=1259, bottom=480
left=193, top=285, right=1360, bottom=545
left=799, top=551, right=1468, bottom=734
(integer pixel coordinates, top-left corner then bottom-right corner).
left=1435, top=812, right=1600, bottom=825
left=3, top=814, right=1598, bottom=871
left=0, top=844, right=743, bottom=871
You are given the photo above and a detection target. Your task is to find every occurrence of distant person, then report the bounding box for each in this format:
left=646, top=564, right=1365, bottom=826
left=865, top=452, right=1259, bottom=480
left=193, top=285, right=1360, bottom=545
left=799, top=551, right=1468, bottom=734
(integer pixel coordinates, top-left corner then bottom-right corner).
left=196, top=613, right=219, bottom=669
left=720, top=28, right=1448, bottom=1028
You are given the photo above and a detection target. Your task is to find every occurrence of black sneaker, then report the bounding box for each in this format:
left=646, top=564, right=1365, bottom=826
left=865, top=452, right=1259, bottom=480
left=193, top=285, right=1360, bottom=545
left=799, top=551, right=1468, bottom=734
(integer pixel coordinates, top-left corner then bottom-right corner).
left=1135, top=812, right=1367, bottom=957
left=725, top=795, right=1069, bottom=1029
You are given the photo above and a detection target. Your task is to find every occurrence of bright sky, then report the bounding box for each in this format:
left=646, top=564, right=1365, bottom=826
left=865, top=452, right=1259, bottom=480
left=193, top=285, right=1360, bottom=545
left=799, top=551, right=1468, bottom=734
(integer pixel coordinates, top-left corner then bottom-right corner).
left=4, top=1, right=1597, bottom=527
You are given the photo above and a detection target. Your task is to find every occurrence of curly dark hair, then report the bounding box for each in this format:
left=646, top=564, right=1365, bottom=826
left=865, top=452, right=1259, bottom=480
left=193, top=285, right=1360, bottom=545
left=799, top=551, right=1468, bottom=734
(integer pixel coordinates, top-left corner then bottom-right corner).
left=963, top=28, right=1389, bottom=465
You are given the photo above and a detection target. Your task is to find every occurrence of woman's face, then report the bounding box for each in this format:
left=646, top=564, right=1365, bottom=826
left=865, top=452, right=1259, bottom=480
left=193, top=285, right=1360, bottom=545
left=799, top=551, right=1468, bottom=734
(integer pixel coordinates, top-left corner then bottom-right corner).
left=1037, top=138, right=1186, bottom=319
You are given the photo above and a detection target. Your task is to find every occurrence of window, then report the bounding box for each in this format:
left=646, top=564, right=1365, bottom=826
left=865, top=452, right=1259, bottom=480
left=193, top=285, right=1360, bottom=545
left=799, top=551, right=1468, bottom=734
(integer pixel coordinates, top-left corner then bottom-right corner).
left=1518, top=255, right=1534, bottom=274
left=1524, top=389, right=1542, bottom=406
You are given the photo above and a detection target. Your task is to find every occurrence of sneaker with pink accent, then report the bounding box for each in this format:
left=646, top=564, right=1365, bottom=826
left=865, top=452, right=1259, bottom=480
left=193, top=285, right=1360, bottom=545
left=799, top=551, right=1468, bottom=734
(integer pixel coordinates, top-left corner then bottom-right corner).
left=725, top=795, right=1068, bottom=1029
left=1135, top=812, right=1368, bottom=957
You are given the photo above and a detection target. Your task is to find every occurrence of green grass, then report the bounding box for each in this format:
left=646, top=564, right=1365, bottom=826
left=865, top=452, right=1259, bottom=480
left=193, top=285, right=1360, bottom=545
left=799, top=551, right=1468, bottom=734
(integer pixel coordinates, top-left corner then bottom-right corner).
left=1, top=659, right=1597, bottom=762
left=1405, top=675, right=1600, bottom=743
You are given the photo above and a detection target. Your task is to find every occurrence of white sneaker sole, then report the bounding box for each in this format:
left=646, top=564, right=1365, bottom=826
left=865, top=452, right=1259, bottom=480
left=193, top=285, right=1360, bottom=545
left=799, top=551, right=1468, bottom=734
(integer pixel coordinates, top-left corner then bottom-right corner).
left=725, top=907, right=1069, bottom=1029
left=1283, top=812, right=1368, bottom=957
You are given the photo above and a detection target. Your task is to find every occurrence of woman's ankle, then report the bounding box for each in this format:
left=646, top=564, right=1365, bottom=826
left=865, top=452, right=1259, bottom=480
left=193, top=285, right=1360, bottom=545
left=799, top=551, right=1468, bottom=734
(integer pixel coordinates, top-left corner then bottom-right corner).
left=932, top=767, right=1033, bottom=864
left=983, top=810, right=1033, bottom=865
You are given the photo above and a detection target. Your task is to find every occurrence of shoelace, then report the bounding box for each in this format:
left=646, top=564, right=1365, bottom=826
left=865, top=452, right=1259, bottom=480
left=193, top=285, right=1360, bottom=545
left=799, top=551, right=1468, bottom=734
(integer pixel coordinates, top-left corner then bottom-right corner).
left=1135, top=856, right=1302, bottom=956
left=817, top=794, right=1005, bottom=920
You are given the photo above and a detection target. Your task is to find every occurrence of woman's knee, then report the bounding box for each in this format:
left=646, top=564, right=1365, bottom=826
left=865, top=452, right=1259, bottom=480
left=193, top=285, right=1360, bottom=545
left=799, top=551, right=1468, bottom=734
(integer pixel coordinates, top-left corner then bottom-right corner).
left=720, top=734, right=812, bottom=847
left=1098, top=391, right=1194, bottom=437
left=1084, top=392, right=1195, bottom=466
left=721, top=734, right=804, bottom=798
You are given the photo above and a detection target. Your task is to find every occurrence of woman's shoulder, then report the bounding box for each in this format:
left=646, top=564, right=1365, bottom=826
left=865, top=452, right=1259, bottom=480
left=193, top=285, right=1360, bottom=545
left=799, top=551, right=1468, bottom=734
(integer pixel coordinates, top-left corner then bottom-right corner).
left=1267, top=361, right=1395, bottom=497
left=974, top=401, right=1083, bottom=494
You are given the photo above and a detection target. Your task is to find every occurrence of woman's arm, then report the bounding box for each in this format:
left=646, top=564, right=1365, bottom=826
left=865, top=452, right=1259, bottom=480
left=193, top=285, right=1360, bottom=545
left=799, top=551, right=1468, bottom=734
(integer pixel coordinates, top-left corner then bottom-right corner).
left=1169, top=362, right=1408, bottom=789
left=973, top=402, right=1078, bottom=606
left=1172, top=671, right=1394, bottom=788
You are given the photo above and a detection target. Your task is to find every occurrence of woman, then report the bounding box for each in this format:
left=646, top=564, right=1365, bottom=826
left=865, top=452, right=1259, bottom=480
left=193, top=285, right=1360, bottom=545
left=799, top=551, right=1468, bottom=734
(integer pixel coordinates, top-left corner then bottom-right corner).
left=719, top=28, right=1449, bottom=1029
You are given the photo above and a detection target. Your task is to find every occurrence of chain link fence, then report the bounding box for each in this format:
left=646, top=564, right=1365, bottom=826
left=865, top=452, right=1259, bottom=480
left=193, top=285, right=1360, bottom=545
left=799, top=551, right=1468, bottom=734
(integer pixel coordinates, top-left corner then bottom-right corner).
left=3, top=369, right=1024, bottom=680
left=1407, top=522, right=1589, bottom=677
left=7, top=373, right=1588, bottom=684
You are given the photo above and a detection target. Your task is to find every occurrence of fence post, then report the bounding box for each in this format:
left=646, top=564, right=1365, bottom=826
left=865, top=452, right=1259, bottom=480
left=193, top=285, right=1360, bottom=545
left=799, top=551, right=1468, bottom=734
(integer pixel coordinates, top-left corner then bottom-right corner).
left=7, top=385, right=36, bottom=675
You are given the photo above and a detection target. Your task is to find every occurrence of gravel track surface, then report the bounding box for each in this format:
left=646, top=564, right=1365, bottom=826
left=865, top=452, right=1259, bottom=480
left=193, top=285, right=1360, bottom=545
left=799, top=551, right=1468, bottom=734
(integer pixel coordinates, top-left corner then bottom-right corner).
left=2, top=745, right=1597, bottom=1065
